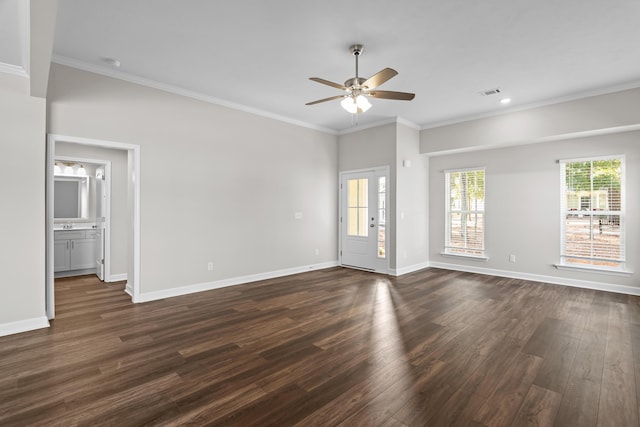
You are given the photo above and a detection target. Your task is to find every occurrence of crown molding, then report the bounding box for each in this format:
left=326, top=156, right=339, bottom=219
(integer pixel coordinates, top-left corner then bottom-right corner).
left=51, top=55, right=338, bottom=135
left=0, top=62, right=28, bottom=78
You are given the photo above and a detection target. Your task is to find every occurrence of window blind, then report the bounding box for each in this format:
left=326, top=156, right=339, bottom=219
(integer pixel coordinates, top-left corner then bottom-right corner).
left=559, top=156, right=625, bottom=269
left=445, top=169, right=485, bottom=256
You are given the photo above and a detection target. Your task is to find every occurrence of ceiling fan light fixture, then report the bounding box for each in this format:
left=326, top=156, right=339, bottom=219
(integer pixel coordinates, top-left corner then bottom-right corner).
left=355, top=95, right=371, bottom=112
left=341, top=95, right=371, bottom=114
left=341, top=96, right=359, bottom=114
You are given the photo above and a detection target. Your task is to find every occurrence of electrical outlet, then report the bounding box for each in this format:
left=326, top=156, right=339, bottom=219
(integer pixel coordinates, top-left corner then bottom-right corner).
left=207, top=261, right=214, bottom=271
left=315, top=248, right=319, bottom=256
left=509, top=254, right=516, bottom=263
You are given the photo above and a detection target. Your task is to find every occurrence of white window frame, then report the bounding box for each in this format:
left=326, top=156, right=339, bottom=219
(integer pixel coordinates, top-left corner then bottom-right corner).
left=444, top=167, right=487, bottom=259
left=558, top=155, right=626, bottom=273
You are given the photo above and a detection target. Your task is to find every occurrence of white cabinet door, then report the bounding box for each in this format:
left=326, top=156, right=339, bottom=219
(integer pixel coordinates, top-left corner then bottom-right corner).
left=54, top=240, right=70, bottom=272
left=70, top=238, right=96, bottom=270
left=93, top=228, right=104, bottom=281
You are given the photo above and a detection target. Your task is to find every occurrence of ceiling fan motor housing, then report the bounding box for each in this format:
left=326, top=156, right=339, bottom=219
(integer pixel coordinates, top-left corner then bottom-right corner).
left=344, top=77, right=367, bottom=89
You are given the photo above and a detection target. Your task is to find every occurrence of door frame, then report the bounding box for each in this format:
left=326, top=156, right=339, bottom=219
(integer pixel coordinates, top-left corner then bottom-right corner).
left=46, top=134, right=141, bottom=319
left=338, top=166, right=390, bottom=274
left=53, top=155, right=111, bottom=281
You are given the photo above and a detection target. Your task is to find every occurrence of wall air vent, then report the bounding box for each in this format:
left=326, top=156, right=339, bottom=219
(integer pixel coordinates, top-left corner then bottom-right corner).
left=480, top=87, right=502, bottom=96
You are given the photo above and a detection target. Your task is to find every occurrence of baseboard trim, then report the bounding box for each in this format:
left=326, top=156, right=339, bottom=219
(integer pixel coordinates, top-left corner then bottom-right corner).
left=137, top=261, right=339, bottom=303
left=124, top=282, right=133, bottom=297
left=54, top=268, right=96, bottom=278
left=389, top=262, right=430, bottom=276
left=109, top=273, right=128, bottom=282
left=429, top=261, right=640, bottom=296
left=0, top=316, right=50, bottom=338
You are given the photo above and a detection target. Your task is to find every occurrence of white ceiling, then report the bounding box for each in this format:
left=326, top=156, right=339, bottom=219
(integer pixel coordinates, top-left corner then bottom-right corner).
left=49, top=0, right=640, bottom=132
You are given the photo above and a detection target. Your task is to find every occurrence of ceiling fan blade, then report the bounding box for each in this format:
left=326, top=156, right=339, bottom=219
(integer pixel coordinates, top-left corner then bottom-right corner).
left=309, top=77, right=347, bottom=91
left=361, top=68, right=398, bottom=89
left=306, top=95, right=348, bottom=105
left=368, top=90, right=415, bottom=100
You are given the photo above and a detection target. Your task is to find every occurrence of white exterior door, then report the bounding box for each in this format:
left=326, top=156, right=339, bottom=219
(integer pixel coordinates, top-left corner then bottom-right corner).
left=340, top=169, right=388, bottom=273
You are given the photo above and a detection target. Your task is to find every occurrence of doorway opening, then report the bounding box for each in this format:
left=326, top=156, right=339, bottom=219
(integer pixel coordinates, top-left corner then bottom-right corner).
left=46, top=134, right=141, bottom=319
left=53, top=156, right=110, bottom=281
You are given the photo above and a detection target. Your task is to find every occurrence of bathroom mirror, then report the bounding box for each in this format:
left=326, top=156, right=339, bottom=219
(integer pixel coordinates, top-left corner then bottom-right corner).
left=54, top=176, right=89, bottom=219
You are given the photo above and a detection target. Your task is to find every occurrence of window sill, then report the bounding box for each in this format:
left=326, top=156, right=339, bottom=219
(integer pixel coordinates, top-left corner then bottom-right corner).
left=441, top=252, right=489, bottom=261
left=554, top=263, right=633, bottom=277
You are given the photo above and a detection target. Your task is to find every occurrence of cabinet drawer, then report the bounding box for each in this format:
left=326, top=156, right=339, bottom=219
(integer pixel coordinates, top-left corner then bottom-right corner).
left=54, top=230, right=86, bottom=240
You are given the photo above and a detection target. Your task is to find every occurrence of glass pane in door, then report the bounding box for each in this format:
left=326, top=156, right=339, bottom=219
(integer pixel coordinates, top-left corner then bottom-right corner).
left=347, top=178, right=368, bottom=237
left=377, top=176, right=386, bottom=258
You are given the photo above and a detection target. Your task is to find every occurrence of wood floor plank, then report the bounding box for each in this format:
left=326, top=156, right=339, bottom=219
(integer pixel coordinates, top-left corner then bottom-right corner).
left=531, top=321, right=582, bottom=394
left=510, top=384, right=561, bottom=427
left=0, top=268, right=638, bottom=426
left=425, top=335, right=525, bottom=427
left=597, top=302, right=639, bottom=427
left=473, top=353, right=544, bottom=426
left=553, top=300, right=608, bottom=427
left=292, top=357, right=414, bottom=426
left=631, top=322, right=640, bottom=425
left=338, top=359, right=447, bottom=427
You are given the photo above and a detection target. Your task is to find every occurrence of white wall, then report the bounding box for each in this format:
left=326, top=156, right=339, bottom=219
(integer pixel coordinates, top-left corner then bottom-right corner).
left=395, top=123, right=429, bottom=273
left=429, top=133, right=639, bottom=289
left=47, top=64, right=338, bottom=297
left=54, top=143, right=129, bottom=277
left=0, top=73, right=48, bottom=331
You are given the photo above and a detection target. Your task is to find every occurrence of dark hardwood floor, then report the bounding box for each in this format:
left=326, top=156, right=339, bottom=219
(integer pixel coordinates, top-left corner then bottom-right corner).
left=1, top=267, right=639, bottom=426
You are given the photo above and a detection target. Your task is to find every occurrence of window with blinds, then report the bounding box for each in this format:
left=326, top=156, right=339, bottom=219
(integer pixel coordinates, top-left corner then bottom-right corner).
left=559, top=156, right=625, bottom=270
left=445, top=168, right=485, bottom=257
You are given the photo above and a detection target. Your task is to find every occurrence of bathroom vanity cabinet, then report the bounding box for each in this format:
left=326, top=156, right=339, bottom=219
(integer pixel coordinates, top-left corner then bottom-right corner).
left=54, top=229, right=99, bottom=273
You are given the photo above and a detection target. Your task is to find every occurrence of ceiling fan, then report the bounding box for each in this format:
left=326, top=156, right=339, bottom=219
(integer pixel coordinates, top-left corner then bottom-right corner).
left=306, top=44, right=415, bottom=114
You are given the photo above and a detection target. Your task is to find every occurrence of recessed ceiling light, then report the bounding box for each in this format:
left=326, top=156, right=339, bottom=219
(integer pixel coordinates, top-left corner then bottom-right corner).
left=500, top=98, right=511, bottom=104
left=101, top=57, right=121, bottom=68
